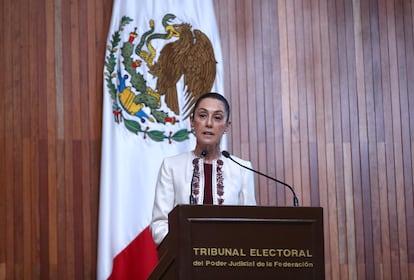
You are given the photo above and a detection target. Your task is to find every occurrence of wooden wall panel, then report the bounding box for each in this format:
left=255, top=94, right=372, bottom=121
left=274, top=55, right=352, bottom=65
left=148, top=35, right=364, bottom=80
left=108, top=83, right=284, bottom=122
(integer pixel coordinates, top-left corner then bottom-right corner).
left=0, top=0, right=413, bottom=279
left=215, top=0, right=413, bottom=279
left=0, top=0, right=113, bottom=279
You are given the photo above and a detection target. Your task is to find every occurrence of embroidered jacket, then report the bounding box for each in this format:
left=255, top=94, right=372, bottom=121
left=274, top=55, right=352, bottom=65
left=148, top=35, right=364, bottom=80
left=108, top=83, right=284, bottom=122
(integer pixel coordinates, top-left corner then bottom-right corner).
left=150, top=151, right=256, bottom=245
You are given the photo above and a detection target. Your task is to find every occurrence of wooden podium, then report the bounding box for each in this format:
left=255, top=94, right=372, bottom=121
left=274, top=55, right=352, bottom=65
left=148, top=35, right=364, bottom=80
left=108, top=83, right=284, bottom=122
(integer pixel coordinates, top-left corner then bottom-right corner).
left=149, top=205, right=324, bottom=280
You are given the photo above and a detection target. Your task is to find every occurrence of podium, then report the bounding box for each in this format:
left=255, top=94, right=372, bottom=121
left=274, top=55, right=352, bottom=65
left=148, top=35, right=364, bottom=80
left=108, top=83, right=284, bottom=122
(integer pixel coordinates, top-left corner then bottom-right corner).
left=149, top=205, right=324, bottom=279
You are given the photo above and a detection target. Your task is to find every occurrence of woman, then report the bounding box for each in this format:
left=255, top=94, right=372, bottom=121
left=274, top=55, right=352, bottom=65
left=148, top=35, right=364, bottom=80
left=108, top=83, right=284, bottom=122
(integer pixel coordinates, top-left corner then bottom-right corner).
left=150, top=92, right=256, bottom=245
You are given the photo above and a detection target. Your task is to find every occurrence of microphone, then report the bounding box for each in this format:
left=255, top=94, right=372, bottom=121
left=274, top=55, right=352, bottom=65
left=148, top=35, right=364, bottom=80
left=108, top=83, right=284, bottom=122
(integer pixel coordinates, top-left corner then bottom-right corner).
left=189, top=150, right=208, bottom=205
left=221, top=150, right=299, bottom=207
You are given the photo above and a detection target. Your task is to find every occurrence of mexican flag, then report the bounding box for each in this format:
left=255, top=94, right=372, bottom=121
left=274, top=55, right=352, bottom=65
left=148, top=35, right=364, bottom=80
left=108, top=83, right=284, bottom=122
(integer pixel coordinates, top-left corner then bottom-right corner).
left=97, top=0, right=223, bottom=279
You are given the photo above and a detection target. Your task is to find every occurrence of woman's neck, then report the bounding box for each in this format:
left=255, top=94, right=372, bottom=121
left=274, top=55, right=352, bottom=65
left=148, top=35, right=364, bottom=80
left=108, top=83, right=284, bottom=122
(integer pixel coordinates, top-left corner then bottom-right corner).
left=194, top=147, right=221, bottom=163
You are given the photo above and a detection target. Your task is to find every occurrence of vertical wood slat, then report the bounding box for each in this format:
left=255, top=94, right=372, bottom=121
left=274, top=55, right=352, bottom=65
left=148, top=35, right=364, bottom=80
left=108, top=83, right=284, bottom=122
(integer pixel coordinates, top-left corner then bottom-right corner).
left=11, top=0, right=24, bottom=278
left=225, top=0, right=240, bottom=156
left=83, top=0, right=98, bottom=270
left=294, top=0, right=309, bottom=207
left=64, top=0, right=76, bottom=279
left=235, top=0, right=250, bottom=159
left=395, top=0, right=411, bottom=277
left=21, top=8, right=34, bottom=280
left=54, top=0, right=65, bottom=277
left=45, top=0, right=59, bottom=278
left=83, top=2, right=98, bottom=278
left=387, top=1, right=405, bottom=279
left=277, top=0, right=292, bottom=206
left=404, top=0, right=414, bottom=271
left=244, top=0, right=258, bottom=165
left=0, top=0, right=413, bottom=279
left=252, top=0, right=268, bottom=204
left=0, top=0, right=6, bottom=272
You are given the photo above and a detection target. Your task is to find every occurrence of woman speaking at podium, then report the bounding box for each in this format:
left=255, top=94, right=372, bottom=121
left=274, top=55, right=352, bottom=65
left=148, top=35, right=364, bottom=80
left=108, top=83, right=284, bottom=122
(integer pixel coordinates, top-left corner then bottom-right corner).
left=150, top=92, right=256, bottom=245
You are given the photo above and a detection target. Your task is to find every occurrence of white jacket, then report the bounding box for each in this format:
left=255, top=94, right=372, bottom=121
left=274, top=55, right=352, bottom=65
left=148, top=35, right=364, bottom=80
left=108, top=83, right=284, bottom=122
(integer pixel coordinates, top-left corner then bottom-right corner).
left=150, top=151, right=256, bottom=244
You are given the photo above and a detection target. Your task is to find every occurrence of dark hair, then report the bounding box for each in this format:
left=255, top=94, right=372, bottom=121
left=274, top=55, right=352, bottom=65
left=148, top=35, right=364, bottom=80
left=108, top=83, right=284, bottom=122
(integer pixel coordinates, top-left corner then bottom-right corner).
left=192, top=92, right=231, bottom=122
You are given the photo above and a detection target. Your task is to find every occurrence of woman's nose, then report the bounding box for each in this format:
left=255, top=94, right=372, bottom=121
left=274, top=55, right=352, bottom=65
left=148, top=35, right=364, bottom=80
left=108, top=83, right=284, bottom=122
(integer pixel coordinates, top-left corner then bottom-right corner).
left=206, top=116, right=213, bottom=127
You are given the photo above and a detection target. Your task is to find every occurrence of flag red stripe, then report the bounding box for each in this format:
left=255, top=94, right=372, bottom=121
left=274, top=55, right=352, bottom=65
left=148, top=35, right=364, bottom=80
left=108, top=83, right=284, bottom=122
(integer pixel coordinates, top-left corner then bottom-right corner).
left=108, top=226, right=158, bottom=280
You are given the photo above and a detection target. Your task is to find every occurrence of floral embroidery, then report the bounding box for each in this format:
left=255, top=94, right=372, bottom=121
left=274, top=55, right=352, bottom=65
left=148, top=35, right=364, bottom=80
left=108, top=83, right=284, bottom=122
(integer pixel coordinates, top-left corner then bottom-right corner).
left=216, top=159, right=224, bottom=205
left=191, top=157, right=225, bottom=205
left=192, top=158, right=201, bottom=204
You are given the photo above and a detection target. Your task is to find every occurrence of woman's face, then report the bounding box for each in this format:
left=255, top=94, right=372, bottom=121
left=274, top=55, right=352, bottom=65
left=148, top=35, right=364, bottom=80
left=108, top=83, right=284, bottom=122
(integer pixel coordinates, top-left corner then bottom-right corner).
left=190, top=97, right=230, bottom=146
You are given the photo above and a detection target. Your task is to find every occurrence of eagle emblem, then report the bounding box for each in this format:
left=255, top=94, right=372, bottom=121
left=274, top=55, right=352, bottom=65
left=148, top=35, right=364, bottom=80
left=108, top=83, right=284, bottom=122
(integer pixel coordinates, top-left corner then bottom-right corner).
left=104, top=14, right=217, bottom=143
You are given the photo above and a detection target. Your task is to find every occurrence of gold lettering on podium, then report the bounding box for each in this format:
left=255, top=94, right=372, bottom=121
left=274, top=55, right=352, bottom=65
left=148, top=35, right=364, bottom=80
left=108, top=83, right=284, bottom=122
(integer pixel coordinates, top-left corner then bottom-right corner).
left=193, top=247, right=312, bottom=258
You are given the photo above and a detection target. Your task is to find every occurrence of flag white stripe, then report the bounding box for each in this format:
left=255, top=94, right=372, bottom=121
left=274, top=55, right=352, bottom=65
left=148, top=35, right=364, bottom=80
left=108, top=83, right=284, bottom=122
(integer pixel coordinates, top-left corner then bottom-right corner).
left=97, top=0, right=223, bottom=278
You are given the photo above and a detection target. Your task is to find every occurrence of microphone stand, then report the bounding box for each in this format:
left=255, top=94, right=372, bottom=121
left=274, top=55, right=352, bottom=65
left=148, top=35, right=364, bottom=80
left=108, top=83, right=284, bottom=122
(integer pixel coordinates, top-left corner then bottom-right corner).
left=221, top=150, right=299, bottom=207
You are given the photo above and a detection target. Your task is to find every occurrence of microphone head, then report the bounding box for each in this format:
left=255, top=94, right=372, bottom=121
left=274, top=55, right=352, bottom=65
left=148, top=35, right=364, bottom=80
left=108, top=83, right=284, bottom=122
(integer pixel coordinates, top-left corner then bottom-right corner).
left=221, top=150, right=230, bottom=158
left=201, top=150, right=208, bottom=157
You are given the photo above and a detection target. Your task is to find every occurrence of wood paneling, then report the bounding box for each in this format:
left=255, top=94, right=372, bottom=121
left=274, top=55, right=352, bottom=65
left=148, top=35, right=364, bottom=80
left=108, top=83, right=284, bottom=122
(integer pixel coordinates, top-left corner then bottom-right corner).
left=0, top=0, right=113, bottom=279
left=216, top=0, right=413, bottom=279
left=0, top=0, right=412, bottom=279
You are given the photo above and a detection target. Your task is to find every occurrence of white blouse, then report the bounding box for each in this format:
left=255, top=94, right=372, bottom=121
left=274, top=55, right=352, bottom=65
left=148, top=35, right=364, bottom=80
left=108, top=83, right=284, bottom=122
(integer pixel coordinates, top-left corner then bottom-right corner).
left=150, top=151, right=256, bottom=245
